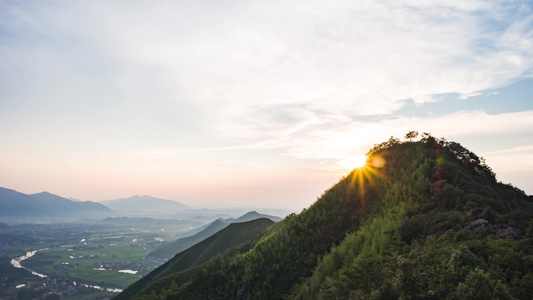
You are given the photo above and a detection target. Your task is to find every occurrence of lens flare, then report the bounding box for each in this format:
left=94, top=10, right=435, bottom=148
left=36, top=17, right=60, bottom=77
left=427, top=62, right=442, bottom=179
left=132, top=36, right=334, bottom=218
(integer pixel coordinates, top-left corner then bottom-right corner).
left=370, top=156, right=386, bottom=168
left=341, top=155, right=367, bottom=169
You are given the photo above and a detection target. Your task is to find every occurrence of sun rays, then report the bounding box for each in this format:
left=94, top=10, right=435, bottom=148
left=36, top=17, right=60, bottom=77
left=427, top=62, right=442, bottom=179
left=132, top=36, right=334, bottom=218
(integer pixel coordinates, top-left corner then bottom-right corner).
left=348, top=155, right=386, bottom=201
left=341, top=155, right=368, bottom=170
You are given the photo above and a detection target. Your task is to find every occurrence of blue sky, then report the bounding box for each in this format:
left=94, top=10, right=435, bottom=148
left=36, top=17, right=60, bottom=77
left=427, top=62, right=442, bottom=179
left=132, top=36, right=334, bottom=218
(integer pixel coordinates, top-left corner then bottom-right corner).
left=0, top=0, right=532, bottom=210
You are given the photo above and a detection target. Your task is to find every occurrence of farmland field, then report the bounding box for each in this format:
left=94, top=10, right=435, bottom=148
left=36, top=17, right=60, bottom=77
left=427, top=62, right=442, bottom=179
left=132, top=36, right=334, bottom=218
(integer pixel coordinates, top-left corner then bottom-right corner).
left=1, top=218, right=206, bottom=299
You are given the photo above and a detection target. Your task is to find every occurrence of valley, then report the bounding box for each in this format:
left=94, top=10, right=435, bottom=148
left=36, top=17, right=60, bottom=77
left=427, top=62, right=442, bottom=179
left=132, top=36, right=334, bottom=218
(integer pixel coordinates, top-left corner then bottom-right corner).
left=1, top=221, right=173, bottom=299
left=0, top=211, right=282, bottom=300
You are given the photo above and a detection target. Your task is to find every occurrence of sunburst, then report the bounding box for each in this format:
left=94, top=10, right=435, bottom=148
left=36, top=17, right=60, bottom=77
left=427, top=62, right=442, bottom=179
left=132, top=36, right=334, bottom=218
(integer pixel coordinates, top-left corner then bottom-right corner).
left=348, top=154, right=386, bottom=202
left=341, top=155, right=368, bottom=170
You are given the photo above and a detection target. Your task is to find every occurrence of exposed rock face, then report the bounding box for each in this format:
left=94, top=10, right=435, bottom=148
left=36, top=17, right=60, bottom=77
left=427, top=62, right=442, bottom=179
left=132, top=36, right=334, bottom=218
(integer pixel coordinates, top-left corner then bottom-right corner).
left=465, top=218, right=491, bottom=230
left=462, top=219, right=524, bottom=240
left=498, top=227, right=523, bottom=239
left=443, top=229, right=454, bottom=235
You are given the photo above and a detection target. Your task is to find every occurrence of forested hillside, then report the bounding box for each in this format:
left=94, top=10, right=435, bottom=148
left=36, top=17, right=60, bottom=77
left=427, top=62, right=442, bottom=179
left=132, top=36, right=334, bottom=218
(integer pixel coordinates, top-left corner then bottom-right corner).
left=146, top=211, right=281, bottom=262
left=119, top=132, right=533, bottom=300
left=146, top=219, right=229, bottom=261
left=117, top=218, right=275, bottom=299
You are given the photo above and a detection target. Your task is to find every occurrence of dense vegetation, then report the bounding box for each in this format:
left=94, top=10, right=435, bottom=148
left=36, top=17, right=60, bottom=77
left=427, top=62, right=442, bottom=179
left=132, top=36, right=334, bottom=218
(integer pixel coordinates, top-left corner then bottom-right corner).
left=146, top=211, right=281, bottom=262
left=147, top=219, right=229, bottom=261
left=118, top=132, right=533, bottom=299
left=118, top=218, right=275, bottom=299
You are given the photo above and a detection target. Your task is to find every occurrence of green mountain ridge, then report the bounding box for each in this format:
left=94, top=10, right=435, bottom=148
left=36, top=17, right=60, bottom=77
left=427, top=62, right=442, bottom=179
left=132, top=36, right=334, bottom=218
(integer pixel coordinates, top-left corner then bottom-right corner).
left=146, top=211, right=282, bottom=261
left=116, top=133, right=533, bottom=299
left=146, top=219, right=229, bottom=262
left=117, top=218, right=275, bottom=300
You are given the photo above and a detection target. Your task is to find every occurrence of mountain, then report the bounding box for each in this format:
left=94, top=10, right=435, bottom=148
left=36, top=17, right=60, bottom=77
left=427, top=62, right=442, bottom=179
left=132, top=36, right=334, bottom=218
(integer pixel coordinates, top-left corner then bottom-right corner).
left=31, top=192, right=110, bottom=213
left=100, top=195, right=187, bottom=213
left=145, top=211, right=282, bottom=261
left=117, top=133, right=533, bottom=300
left=119, top=218, right=274, bottom=300
left=228, top=211, right=282, bottom=223
left=0, top=188, right=110, bottom=222
left=145, top=219, right=229, bottom=261
left=0, top=187, right=48, bottom=217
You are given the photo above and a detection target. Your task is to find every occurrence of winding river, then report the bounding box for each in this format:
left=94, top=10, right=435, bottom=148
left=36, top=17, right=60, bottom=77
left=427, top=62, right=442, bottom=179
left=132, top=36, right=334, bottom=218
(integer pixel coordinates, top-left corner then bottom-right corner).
left=10, top=249, right=48, bottom=278
left=10, top=249, right=123, bottom=293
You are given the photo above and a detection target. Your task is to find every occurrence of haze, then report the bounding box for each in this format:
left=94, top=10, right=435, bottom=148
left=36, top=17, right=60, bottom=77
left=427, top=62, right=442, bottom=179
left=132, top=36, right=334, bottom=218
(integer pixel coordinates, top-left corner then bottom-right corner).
left=1, top=0, right=532, bottom=210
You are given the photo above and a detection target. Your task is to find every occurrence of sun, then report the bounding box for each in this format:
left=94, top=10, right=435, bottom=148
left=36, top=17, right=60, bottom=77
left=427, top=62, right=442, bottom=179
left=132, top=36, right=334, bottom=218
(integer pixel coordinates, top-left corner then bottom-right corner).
left=341, top=155, right=368, bottom=170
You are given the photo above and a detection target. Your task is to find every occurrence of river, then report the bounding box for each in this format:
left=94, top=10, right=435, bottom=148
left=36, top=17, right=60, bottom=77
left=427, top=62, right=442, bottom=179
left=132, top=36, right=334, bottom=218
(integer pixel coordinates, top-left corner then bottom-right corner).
left=10, top=249, right=48, bottom=278
left=10, top=249, right=123, bottom=293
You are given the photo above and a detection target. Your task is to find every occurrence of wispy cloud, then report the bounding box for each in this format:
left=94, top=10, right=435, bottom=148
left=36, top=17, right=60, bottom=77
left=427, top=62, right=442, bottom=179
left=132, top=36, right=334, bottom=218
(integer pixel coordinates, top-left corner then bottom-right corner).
left=1, top=0, right=532, bottom=204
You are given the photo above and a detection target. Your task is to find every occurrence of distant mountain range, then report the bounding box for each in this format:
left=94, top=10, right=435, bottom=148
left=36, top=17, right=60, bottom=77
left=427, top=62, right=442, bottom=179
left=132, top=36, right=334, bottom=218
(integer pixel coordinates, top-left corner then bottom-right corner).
left=100, top=195, right=187, bottom=213
left=146, top=211, right=282, bottom=261
left=0, top=188, right=286, bottom=228
left=0, top=187, right=110, bottom=222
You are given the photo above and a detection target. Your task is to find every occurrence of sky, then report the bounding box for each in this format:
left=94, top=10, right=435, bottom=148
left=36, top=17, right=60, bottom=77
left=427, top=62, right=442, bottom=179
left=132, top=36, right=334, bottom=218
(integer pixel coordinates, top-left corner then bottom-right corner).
left=0, top=0, right=532, bottom=211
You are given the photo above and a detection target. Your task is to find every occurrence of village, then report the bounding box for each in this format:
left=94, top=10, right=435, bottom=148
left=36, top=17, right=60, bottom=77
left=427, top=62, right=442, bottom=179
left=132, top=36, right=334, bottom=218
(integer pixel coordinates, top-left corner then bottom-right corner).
left=15, top=276, right=112, bottom=300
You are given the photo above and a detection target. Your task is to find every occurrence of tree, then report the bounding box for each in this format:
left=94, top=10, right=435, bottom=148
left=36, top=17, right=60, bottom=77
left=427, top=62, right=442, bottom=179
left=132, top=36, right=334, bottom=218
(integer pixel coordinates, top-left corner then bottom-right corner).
left=456, top=268, right=495, bottom=300
left=405, top=131, right=419, bottom=141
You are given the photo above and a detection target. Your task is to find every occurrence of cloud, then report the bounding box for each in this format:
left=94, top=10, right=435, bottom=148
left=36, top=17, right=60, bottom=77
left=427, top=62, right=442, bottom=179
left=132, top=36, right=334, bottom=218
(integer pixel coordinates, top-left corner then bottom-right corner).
left=3, top=0, right=531, bottom=119
left=2, top=0, right=532, bottom=141
left=1, top=0, right=533, bottom=202
left=272, top=110, right=533, bottom=164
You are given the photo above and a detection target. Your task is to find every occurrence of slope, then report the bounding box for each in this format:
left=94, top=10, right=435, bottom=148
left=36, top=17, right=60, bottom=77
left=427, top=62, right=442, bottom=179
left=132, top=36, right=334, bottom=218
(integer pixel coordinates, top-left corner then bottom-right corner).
left=146, top=211, right=282, bottom=261
left=117, top=218, right=274, bottom=300
left=0, top=187, right=48, bottom=217
left=31, top=191, right=110, bottom=213
left=145, top=219, right=228, bottom=261
left=121, top=133, right=533, bottom=300
left=0, top=188, right=110, bottom=222
left=232, top=211, right=282, bottom=223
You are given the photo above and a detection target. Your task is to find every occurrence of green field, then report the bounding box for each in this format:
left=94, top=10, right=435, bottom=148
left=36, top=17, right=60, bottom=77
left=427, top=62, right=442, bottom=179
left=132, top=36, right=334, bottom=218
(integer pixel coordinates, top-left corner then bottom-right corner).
left=2, top=218, right=207, bottom=299
left=21, top=232, right=163, bottom=288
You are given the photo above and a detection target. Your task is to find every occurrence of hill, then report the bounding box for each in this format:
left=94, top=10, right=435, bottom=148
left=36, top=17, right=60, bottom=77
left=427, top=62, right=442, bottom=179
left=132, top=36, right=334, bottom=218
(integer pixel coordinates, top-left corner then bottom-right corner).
left=100, top=195, right=187, bottom=213
left=119, top=218, right=274, bottom=300
left=145, top=211, right=281, bottom=261
left=145, top=219, right=229, bottom=262
left=119, top=133, right=533, bottom=300
left=227, top=211, right=282, bottom=223
left=31, top=192, right=110, bottom=213
left=0, top=188, right=111, bottom=222
left=0, top=187, right=48, bottom=217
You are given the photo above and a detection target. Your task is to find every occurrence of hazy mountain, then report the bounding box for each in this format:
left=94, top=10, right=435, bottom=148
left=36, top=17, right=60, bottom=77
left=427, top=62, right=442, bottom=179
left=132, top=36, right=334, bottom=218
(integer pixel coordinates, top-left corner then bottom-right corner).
left=227, top=210, right=282, bottom=223
left=101, top=216, right=204, bottom=228
left=100, top=195, right=187, bottom=213
left=31, top=192, right=110, bottom=213
left=0, top=188, right=111, bottom=222
left=117, top=134, right=533, bottom=300
left=146, top=219, right=229, bottom=261
left=120, top=218, right=274, bottom=300
left=0, top=187, right=48, bottom=217
left=145, top=211, right=282, bottom=261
